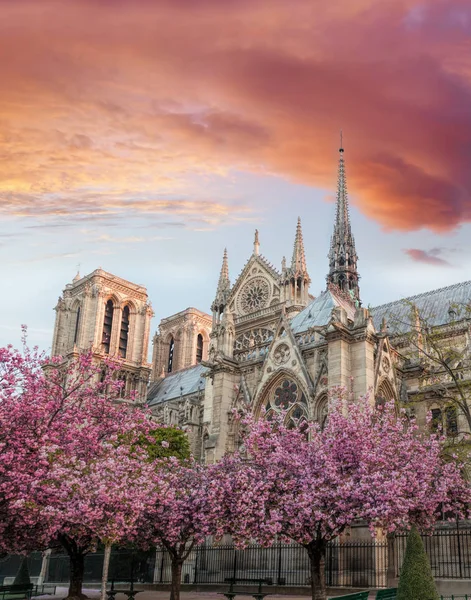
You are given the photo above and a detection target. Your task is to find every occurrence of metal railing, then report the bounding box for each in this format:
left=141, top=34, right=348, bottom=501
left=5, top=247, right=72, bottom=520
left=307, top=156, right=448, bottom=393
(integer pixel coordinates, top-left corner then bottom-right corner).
left=156, top=541, right=388, bottom=589
left=396, top=526, right=471, bottom=579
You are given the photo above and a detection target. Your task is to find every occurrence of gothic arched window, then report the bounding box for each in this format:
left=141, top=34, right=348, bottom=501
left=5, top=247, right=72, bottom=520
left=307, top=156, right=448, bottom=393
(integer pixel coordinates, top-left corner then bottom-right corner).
left=168, top=337, right=175, bottom=373
left=73, top=306, right=81, bottom=345
left=431, top=408, right=442, bottom=432
left=196, top=334, right=204, bottom=363
left=262, top=377, right=308, bottom=426
left=102, top=300, right=114, bottom=354
left=119, top=305, right=130, bottom=359
left=446, top=406, right=458, bottom=437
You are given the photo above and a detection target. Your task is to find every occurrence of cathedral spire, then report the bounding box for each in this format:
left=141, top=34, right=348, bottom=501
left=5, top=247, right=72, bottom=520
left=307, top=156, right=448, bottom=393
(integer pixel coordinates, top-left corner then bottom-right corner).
left=211, top=248, right=231, bottom=325
left=216, top=248, right=231, bottom=295
left=327, top=137, right=361, bottom=304
left=280, top=218, right=310, bottom=312
left=291, top=216, right=308, bottom=276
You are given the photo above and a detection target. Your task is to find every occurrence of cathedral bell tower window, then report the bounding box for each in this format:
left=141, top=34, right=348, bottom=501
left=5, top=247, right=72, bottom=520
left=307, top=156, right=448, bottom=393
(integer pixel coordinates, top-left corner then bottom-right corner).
left=168, top=337, right=175, bottom=373
left=73, top=306, right=81, bottom=345
left=119, top=306, right=130, bottom=359
left=196, top=334, right=204, bottom=363
left=102, top=300, right=114, bottom=354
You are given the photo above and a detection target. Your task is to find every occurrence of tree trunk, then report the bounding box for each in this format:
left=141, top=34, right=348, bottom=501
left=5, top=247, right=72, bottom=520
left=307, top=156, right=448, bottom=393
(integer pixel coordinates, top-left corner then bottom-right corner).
left=100, top=544, right=112, bottom=600
left=305, top=540, right=327, bottom=600
left=66, top=549, right=87, bottom=600
left=169, top=559, right=183, bottom=600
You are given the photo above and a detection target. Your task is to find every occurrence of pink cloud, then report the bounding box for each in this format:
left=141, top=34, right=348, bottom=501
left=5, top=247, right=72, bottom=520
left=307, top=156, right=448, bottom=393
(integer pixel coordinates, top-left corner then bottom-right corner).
left=0, top=0, right=470, bottom=230
left=404, top=248, right=452, bottom=266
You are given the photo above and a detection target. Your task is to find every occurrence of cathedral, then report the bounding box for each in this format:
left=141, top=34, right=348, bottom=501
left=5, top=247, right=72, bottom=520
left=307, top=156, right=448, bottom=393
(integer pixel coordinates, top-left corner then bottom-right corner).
left=51, top=144, right=470, bottom=463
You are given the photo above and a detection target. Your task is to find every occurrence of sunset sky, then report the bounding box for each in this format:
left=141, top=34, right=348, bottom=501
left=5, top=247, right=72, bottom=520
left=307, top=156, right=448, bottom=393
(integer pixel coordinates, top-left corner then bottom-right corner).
left=1, top=0, right=471, bottom=354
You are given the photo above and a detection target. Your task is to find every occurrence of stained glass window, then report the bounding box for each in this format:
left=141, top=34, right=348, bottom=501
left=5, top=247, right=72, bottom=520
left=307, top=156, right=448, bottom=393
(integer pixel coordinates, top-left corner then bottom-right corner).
left=274, top=380, right=298, bottom=409
left=263, top=378, right=308, bottom=425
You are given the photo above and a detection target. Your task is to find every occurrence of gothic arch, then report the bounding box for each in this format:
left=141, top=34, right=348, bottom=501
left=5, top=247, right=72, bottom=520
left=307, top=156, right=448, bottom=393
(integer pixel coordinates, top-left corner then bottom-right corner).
left=313, top=393, right=329, bottom=429
left=104, top=293, right=121, bottom=308
left=196, top=329, right=210, bottom=363
left=69, top=299, right=82, bottom=347
left=120, top=299, right=138, bottom=314
left=254, top=369, right=310, bottom=423
left=376, top=377, right=396, bottom=405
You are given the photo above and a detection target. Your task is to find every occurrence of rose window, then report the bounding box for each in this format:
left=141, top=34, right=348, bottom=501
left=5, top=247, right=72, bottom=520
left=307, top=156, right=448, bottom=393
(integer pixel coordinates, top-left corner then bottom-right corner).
left=274, top=380, right=298, bottom=409
left=239, top=278, right=270, bottom=314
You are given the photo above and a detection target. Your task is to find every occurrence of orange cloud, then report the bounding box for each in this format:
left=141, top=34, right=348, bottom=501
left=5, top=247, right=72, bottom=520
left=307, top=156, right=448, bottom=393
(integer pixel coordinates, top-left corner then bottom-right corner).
left=0, top=0, right=470, bottom=230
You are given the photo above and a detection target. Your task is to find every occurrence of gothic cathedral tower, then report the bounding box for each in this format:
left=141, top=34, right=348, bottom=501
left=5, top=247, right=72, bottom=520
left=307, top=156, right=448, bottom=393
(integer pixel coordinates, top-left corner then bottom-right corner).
left=51, top=268, right=154, bottom=401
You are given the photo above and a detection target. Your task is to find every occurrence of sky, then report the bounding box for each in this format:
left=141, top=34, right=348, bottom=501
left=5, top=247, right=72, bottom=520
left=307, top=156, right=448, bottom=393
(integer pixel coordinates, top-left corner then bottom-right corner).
left=1, top=0, right=471, bottom=355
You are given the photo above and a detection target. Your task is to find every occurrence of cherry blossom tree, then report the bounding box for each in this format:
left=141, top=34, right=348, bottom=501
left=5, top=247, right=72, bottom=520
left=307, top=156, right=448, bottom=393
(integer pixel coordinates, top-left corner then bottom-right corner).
left=137, top=459, right=216, bottom=600
left=0, top=335, right=165, bottom=600
left=212, top=391, right=470, bottom=600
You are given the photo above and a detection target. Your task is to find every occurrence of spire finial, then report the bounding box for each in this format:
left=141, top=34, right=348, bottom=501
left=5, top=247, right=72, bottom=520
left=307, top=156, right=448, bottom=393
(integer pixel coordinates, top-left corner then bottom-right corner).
left=219, top=248, right=229, bottom=285
left=291, top=217, right=308, bottom=276
left=211, top=248, right=231, bottom=314
left=327, top=140, right=361, bottom=304
left=253, top=229, right=260, bottom=255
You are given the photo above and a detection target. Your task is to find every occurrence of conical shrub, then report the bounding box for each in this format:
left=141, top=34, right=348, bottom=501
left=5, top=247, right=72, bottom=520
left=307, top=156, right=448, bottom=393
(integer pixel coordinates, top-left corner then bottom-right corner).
left=397, top=526, right=439, bottom=600
left=13, top=557, right=31, bottom=586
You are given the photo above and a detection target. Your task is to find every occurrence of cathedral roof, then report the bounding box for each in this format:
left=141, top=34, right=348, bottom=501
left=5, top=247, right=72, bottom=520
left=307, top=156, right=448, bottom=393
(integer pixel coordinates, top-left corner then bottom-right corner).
left=370, top=280, right=471, bottom=334
left=290, top=287, right=356, bottom=334
left=147, top=364, right=207, bottom=406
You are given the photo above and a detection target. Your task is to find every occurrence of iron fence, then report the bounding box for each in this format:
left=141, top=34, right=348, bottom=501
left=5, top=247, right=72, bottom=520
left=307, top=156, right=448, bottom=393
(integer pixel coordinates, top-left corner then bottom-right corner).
left=154, top=541, right=388, bottom=589
left=35, top=526, right=471, bottom=589
left=0, top=553, right=43, bottom=584
left=396, top=527, right=471, bottom=579
left=46, top=550, right=155, bottom=584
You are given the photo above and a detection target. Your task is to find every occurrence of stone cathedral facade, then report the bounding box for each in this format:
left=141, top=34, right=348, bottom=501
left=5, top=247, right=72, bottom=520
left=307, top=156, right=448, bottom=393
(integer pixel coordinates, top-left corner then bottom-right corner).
left=52, top=146, right=471, bottom=463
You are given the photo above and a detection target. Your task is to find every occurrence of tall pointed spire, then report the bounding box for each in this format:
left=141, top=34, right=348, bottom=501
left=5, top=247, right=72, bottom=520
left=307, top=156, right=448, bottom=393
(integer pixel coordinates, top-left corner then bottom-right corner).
left=291, top=216, right=308, bottom=275
left=327, top=136, right=361, bottom=305
left=211, top=248, right=231, bottom=323
left=280, top=218, right=310, bottom=312
left=216, top=248, right=230, bottom=296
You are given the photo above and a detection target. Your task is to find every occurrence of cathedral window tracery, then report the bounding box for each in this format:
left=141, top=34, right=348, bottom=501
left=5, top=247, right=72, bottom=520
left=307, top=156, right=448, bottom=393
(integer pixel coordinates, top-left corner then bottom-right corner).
left=102, top=300, right=114, bottom=354
left=168, top=337, right=175, bottom=373
left=119, top=305, right=130, bottom=358
left=261, top=376, right=308, bottom=426
left=196, top=333, right=204, bottom=363
left=234, top=328, right=274, bottom=351
left=238, top=278, right=270, bottom=314
left=73, top=306, right=81, bottom=345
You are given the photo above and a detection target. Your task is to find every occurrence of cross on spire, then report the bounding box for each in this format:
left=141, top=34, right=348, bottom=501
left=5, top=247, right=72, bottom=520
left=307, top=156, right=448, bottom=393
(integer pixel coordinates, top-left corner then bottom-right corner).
left=326, top=138, right=361, bottom=304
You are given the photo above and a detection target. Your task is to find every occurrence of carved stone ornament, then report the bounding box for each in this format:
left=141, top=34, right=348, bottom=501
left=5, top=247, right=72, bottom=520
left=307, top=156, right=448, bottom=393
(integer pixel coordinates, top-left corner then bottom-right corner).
left=238, top=277, right=270, bottom=314
left=273, top=343, right=290, bottom=365
left=382, top=356, right=391, bottom=373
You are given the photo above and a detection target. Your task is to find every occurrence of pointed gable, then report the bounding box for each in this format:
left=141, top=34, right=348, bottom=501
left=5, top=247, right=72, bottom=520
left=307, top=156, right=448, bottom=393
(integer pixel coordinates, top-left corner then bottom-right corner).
left=227, top=253, right=281, bottom=318
left=253, top=313, right=314, bottom=414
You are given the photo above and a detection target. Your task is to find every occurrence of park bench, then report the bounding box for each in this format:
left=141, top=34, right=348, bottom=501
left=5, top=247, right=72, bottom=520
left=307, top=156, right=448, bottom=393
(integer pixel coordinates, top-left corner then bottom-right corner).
left=106, top=579, right=142, bottom=600
left=31, top=584, right=57, bottom=597
left=375, top=589, right=397, bottom=599
left=221, top=577, right=273, bottom=600
left=333, top=592, right=369, bottom=600
left=0, top=584, right=33, bottom=600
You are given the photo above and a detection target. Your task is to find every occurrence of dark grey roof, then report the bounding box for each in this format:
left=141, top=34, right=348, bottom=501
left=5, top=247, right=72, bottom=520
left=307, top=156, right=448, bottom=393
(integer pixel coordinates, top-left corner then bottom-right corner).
left=370, top=280, right=471, bottom=334
left=147, top=364, right=208, bottom=406
left=290, top=288, right=356, bottom=335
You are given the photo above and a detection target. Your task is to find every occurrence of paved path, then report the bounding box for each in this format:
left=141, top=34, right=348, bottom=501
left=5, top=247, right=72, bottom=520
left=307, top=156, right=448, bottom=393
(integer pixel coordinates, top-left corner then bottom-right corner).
left=44, top=586, right=375, bottom=600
